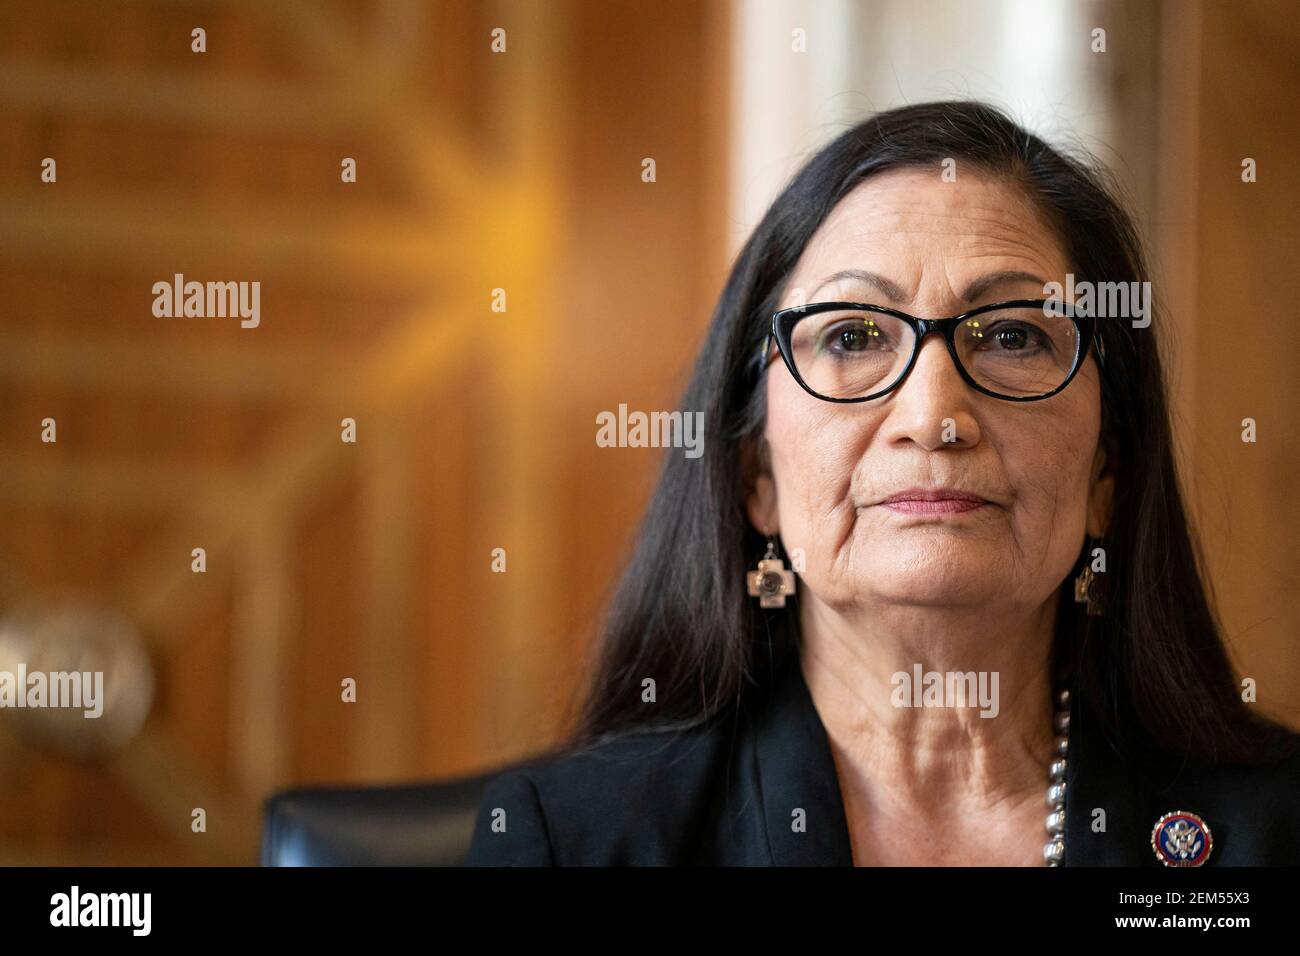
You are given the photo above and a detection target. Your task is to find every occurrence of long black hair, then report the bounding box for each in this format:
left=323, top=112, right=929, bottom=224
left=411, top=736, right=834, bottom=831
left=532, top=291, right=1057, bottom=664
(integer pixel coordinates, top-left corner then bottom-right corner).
left=557, top=100, right=1295, bottom=767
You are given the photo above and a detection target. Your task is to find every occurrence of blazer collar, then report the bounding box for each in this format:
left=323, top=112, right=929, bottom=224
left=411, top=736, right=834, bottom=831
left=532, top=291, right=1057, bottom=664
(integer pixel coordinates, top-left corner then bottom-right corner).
left=748, top=614, right=854, bottom=865
left=1062, top=690, right=1188, bottom=865
left=747, top=611, right=1172, bottom=866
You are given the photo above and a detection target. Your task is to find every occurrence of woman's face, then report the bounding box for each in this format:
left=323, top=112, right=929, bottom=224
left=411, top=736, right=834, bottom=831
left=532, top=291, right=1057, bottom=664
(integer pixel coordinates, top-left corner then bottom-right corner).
left=746, top=167, right=1113, bottom=615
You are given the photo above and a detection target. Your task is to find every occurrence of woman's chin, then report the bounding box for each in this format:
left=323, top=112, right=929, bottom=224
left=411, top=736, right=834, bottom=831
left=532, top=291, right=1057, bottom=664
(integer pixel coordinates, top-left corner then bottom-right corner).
left=857, top=583, right=1009, bottom=610
left=844, top=548, right=1021, bottom=608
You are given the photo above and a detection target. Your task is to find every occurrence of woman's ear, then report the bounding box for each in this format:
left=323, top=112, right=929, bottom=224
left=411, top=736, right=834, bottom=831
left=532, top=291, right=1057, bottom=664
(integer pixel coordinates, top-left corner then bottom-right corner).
left=1086, top=441, right=1117, bottom=538
left=741, top=435, right=778, bottom=536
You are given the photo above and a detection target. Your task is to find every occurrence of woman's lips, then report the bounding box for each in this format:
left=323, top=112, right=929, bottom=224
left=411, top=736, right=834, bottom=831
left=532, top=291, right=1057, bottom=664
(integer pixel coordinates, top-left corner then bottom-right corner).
left=876, top=489, right=992, bottom=515
left=881, top=498, right=986, bottom=514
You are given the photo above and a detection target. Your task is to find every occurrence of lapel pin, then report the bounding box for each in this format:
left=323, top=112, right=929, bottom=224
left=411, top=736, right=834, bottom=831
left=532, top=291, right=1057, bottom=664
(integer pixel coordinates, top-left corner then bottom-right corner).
left=1151, top=810, right=1213, bottom=866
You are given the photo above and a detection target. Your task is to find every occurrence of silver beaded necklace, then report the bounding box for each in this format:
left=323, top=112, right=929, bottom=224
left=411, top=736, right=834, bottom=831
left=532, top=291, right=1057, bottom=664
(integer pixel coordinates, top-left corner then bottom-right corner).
left=1043, top=686, right=1071, bottom=865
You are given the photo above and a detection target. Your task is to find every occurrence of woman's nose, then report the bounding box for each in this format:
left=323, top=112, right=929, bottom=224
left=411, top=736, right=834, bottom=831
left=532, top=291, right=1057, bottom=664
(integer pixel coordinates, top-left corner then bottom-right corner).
left=877, top=335, right=982, bottom=450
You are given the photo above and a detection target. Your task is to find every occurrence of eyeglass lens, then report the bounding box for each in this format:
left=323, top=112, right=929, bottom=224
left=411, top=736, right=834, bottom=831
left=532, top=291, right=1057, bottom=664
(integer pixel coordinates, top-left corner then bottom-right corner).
left=786, top=306, right=1082, bottom=399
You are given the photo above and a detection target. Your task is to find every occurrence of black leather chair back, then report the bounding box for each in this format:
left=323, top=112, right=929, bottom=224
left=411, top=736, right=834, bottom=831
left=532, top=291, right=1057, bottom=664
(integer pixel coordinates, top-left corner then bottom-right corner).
left=260, top=764, right=522, bottom=866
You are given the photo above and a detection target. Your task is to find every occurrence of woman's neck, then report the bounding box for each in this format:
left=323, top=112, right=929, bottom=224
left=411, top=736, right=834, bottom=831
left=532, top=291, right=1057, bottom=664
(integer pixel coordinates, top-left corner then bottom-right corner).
left=797, top=595, right=1060, bottom=862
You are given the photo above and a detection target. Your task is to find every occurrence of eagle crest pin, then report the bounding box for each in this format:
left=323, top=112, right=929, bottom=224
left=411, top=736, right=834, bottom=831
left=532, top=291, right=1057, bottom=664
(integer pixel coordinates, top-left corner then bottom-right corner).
left=1150, top=810, right=1213, bottom=867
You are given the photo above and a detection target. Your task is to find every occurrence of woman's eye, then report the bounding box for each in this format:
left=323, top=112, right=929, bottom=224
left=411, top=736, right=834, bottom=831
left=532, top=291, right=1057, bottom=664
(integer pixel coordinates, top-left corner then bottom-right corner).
left=983, top=322, right=1048, bottom=353
left=996, top=326, right=1028, bottom=349
left=838, top=327, right=870, bottom=350
left=822, top=320, right=887, bottom=354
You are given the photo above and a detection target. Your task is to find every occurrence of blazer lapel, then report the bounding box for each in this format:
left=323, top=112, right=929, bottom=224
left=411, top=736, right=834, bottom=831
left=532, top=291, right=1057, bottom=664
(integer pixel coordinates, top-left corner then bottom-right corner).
left=748, top=614, right=854, bottom=865
left=1063, top=689, right=1131, bottom=863
left=1063, top=691, right=1211, bottom=866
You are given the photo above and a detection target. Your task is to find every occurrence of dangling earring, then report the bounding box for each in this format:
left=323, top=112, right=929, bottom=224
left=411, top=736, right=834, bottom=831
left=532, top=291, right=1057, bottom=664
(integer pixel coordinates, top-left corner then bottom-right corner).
left=1073, top=537, right=1105, bottom=616
left=748, top=536, right=796, bottom=608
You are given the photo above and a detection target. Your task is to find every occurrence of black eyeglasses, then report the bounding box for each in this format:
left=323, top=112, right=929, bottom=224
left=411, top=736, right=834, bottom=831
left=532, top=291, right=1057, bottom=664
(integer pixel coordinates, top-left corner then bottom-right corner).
left=759, top=298, right=1105, bottom=403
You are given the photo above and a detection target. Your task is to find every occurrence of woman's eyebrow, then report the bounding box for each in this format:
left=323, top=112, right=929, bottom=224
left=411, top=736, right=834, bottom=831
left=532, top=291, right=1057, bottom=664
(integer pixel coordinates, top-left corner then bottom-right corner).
left=959, top=270, right=1049, bottom=302
left=808, top=268, right=1048, bottom=304
left=808, top=269, right=907, bottom=302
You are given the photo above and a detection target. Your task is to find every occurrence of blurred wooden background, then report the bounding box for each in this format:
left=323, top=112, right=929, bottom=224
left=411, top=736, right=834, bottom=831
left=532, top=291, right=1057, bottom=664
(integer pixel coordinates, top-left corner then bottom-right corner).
left=0, top=0, right=730, bottom=864
left=0, top=0, right=1294, bottom=865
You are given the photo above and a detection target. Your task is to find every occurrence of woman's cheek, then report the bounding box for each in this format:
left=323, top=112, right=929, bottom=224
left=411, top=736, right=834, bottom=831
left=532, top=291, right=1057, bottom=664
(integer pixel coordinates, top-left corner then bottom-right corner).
left=997, top=422, right=1092, bottom=564
left=766, top=453, right=829, bottom=581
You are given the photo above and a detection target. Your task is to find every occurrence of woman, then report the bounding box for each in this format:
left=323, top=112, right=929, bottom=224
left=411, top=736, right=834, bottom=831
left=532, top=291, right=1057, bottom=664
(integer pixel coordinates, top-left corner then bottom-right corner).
left=463, top=101, right=1300, bottom=866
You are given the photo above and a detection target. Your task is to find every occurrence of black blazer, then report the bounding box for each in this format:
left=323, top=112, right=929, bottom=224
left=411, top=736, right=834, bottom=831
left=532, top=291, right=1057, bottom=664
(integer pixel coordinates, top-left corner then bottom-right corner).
left=463, top=616, right=1300, bottom=866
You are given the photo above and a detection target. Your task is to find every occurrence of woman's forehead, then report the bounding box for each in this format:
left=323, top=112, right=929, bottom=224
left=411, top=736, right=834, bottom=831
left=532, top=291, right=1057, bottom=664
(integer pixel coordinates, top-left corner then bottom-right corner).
left=787, top=170, right=1068, bottom=306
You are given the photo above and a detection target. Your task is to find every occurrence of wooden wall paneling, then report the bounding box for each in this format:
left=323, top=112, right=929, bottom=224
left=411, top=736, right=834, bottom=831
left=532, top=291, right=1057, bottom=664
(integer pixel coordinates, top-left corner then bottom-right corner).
left=1190, top=0, right=1300, bottom=726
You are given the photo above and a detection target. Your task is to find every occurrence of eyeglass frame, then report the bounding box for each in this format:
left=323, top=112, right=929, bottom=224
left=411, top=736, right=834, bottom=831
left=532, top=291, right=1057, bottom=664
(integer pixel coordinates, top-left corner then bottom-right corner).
left=757, top=297, right=1106, bottom=404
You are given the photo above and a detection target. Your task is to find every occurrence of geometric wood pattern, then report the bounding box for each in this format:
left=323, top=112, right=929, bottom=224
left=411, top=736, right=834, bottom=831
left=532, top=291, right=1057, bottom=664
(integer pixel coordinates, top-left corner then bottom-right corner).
left=0, top=0, right=731, bottom=863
